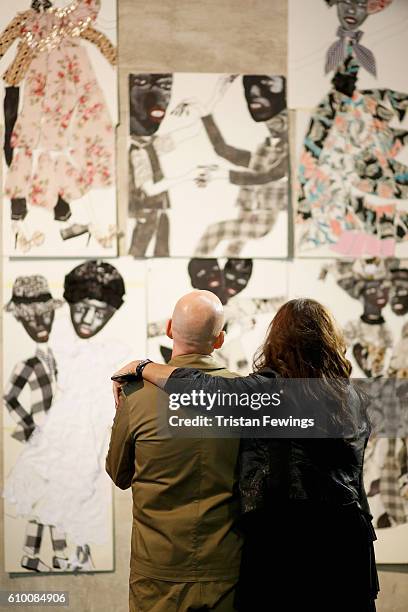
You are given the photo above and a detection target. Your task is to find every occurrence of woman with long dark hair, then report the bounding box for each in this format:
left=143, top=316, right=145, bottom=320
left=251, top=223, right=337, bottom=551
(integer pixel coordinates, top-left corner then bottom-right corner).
left=113, top=298, right=379, bottom=611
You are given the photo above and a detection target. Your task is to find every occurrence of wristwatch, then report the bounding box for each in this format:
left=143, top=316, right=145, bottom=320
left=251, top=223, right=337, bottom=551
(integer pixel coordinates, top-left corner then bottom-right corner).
left=135, top=359, right=153, bottom=378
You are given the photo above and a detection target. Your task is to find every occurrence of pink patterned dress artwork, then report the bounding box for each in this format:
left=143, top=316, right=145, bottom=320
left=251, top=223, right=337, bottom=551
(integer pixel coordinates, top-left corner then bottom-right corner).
left=0, top=0, right=116, bottom=250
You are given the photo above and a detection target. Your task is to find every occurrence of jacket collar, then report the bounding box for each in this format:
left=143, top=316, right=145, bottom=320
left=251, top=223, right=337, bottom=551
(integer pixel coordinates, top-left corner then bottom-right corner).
left=168, top=353, right=225, bottom=371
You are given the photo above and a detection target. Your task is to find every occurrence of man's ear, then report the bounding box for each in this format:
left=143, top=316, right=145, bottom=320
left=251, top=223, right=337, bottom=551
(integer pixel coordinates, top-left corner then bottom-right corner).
left=214, top=330, right=225, bottom=350
left=166, top=319, right=173, bottom=340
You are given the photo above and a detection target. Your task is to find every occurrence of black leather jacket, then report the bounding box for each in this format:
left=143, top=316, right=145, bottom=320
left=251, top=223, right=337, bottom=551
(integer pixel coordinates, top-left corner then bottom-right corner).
left=167, top=367, right=372, bottom=517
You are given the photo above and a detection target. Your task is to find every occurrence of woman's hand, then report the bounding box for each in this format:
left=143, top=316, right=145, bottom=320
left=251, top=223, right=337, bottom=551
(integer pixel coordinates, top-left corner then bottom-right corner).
left=111, top=360, right=177, bottom=400
left=111, top=360, right=143, bottom=408
left=112, top=381, right=123, bottom=409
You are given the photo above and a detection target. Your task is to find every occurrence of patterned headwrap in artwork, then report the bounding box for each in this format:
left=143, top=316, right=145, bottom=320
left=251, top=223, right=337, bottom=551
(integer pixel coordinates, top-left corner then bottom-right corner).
left=324, top=0, right=393, bottom=13
left=5, top=275, right=63, bottom=320
left=367, top=0, right=393, bottom=14
left=63, top=260, right=125, bottom=310
left=389, top=259, right=408, bottom=277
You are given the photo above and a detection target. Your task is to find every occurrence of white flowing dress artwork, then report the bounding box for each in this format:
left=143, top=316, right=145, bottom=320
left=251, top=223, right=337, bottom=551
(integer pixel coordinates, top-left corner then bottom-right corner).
left=2, top=258, right=146, bottom=573
left=288, top=257, right=408, bottom=563
left=0, top=0, right=118, bottom=257
left=147, top=258, right=288, bottom=375
left=127, top=72, right=289, bottom=258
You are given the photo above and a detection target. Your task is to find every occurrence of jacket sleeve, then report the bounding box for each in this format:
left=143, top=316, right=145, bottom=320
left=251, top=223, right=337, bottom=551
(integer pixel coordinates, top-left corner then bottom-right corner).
left=0, top=14, right=23, bottom=60
left=229, top=154, right=287, bottom=186
left=105, top=394, right=136, bottom=489
left=80, top=26, right=116, bottom=65
left=4, top=360, right=33, bottom=423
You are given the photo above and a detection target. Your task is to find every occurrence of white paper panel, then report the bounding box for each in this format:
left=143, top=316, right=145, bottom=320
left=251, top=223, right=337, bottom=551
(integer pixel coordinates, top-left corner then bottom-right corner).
left=2, top=257, right=146, bottom=573
left=128, top=73, right=289, bottom=258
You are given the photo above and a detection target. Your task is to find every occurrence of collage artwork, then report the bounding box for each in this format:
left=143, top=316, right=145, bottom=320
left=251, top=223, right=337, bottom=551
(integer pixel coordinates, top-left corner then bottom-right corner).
left=1, top=0, right=408, bottom=573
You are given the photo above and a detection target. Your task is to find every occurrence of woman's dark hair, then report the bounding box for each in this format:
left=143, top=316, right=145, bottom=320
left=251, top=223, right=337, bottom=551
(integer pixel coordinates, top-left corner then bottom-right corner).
left=253, top=298, right=351, bottom=378
left=253, top=299, right=359, bottom=431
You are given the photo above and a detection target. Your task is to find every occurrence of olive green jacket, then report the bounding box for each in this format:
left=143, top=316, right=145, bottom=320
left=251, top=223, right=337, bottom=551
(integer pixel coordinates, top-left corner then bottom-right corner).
left=105, top=353, right=242, bottom=581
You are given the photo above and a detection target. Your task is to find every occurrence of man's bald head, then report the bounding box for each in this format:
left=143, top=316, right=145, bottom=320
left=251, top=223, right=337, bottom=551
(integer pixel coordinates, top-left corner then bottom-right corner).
left=168, top=290, right=225, bottom=355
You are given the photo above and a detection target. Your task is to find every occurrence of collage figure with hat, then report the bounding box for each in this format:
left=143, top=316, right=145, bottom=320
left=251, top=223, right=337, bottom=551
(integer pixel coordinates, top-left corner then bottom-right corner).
left=288, top=255, right=408, bottom=562
left=3, top=275, right=67, bottom=572
left=320, top=258, right=408, bottom=533
left=2, top=259, right=139, bottom=574
left=4, top=276, right=62, bottom=443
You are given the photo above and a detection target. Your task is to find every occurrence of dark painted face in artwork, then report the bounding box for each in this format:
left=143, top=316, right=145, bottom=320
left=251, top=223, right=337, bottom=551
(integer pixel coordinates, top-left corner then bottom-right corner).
left=188, top=259, right=226, bottom=303
left=188, top=258, right=253, bottom=305
left=390, top=272, right=408, bottom=316
left=336, top=0, right=369, bottom=31
left=19, top=310, right=55, bottom=343
left=129, top=73, right=173, bottom=136
left=224, top=259, right=253, bottom=299
left=69, top=298, right=115, bottom=339
left=243, top=76, right=286, bottom=122
left=361, top=280, right=389, bottom=312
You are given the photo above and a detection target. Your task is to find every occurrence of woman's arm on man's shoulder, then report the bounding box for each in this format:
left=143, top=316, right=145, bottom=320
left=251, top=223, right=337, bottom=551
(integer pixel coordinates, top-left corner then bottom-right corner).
left=111, top=360, right=278, bottom=409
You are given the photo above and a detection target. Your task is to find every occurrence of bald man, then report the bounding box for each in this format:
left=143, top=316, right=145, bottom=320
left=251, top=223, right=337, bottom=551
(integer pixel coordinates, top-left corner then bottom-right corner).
left=106, top=291, right=242, bottom=612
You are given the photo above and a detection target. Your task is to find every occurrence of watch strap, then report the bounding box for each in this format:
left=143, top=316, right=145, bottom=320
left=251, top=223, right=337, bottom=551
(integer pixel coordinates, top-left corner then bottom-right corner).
left=135, top=359, right=153, bottom=378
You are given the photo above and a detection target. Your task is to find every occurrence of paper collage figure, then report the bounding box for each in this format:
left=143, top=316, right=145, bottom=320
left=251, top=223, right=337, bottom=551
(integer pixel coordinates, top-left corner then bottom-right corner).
left=0, top=0, right=118, bottom=256
left=2, top=258, right=145, bottom=573
left=127, top=73, right=290, bottom=258
left=289, top=257, right=408, bottom=563
left=3, top=275, right=65, bottom=573
left=289, top=1, right=408, bottom=564
left=290, top=0, right=408, bottom=258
